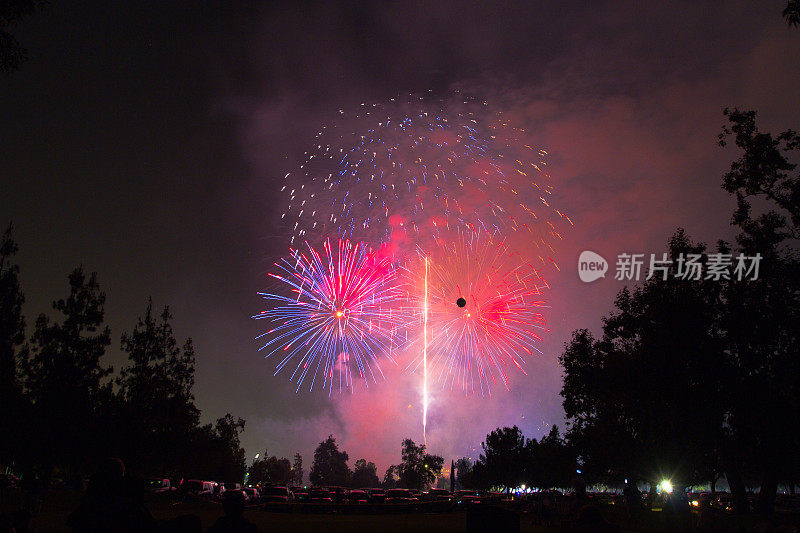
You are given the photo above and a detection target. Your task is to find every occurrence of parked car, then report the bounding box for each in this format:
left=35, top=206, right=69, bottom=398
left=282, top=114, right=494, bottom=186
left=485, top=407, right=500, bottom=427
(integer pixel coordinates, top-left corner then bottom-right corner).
left=308, top=488, right=333, bottom=503
left=292, top=489, right=310, bottom=502
left=426, top=488, right=452, bottom=501
left=241, top=486, right=261, bottom=503
left=776, top=494, right=800, bottom=512
left=145, top=478, right=174, bottom=493
left=368, top=488, right=386, bottom=503
left=327, top=486, right=350, bottom=503
left=348, top=490, right=370, bottom=504
left=688, top=492, right=713, bottom=510
left=181, top=480, right=215, bottom=498
left=223, top=482, right=242, bottom=492
left=710, top=493, right=735, bottom=513
left=455, top=490, right=481, bottom=505
left=262, top=486, right=292, bottom=503
left=386, top=488, right=416, bottom=503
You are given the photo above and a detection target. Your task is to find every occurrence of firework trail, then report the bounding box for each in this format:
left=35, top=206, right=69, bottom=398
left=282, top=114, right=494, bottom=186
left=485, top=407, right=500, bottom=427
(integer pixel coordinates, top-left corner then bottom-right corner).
left=281, top=93, right=572, bottom=264
left=253, top=239, right=408, bottom=394
left=422, top=256, right=428, bottom=446
left=403, top=233, right=550, bottom=397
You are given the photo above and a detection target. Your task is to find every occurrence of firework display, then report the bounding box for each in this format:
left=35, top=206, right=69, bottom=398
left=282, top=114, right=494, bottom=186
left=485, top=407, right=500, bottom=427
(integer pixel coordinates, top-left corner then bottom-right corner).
left=253, top=239, right=407, bottom=393
left=281, top=93, right=571, bottom=264
left=403, top=234, right=550, bottom=396
left=258, top=92, right=567, bottom=428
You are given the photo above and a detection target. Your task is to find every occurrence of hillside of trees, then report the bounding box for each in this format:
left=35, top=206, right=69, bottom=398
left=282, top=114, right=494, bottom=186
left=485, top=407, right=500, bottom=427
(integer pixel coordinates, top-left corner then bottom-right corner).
left=0, top=239, right=248, bottom=483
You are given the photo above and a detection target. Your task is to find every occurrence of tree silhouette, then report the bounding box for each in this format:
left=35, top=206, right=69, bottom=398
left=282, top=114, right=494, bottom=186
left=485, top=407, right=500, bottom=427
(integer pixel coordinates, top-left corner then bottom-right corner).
left=21, top=267, right=112, bottom=476
left=396, top=439, right=443, bottom=489
left=292, top=452, right=303, bottom=485
left=351, top=458, right=379, bottom=488
left=0, top=223, right=25, bottom=469
left=309, top=435, right=351, bottom=486
left=717, top=108, right=800, bottom=513
left=524, top=426, right=575, bottom=490
left=191, top=414, right=247, bottom=482
left=558, top=109, right=800, bottom=515
left=382, top=465, right=397, bottom=488
left=464, top=426, right=575, bottom=490
left=454, top=457, right=472, bottom=490
left=784, top=0, right=800, bottom=27
left=116, top=299, right=200, bottom=476
left=0, top=0, right=43, bottom=73
left=477, top=426, right=525, bottom=492
left=0, top=232, right=249, bottom=482
left=560, top=231, right=727, bottom=491
left=262, top=455, right=292, bottom=485
left=247, top=451, right=270, bottom=486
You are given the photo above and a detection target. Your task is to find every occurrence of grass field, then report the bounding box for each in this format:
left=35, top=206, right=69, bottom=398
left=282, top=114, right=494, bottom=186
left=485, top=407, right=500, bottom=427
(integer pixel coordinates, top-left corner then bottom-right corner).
left=3, top=490, right=560, bottom=532
left=6, top=490, right=800, bottom=532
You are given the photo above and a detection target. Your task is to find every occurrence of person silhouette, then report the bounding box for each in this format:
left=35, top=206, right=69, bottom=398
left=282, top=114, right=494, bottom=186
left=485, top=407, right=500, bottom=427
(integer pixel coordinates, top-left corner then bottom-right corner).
left=11, top=510, right=32, bottom=533
left=67, top=458, right=156, bottom=532
left=623, top=480, right=642, bottom=514
left=0, top=513, right=13, bottom=533
left=209, top=491, right=256, bottom=533
left=563, top=505, right=621, bottom=532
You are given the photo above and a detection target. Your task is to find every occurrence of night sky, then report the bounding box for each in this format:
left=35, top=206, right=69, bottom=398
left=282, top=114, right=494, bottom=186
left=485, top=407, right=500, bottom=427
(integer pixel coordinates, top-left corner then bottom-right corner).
left=2, top=1, right=799, bottom=472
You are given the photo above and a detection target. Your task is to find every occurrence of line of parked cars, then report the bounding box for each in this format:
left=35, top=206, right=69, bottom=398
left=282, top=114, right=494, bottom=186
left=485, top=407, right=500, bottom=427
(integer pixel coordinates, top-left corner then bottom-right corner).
left=271, top=486, right=481, bottom=506
left=143, top=478, right=487, bottom=508
left=143, top=478, right=254, bottom=504
left=177, top=480, right=261, bottom=504
left=684, top=491, right=800, bottom=514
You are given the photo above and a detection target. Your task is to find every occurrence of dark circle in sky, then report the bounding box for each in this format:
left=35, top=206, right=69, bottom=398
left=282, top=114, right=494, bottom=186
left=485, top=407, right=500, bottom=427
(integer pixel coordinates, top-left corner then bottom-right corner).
left=456, top=297, right=466, bottom=308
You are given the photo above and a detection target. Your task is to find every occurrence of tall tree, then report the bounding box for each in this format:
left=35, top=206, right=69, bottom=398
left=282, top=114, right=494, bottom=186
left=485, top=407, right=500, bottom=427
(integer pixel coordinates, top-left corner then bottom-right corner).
left=397, top=439, right=443, bottom=490
left=351, top=458, right=379, bottom=488
left=309, top=435, right=351, bottom=486
left=454, top=458, right=472, bottom=490
left=382, top=465, right=398, bottom=489
left=0, top=223, right=25, bottom=469
left=560, top=230, right=727, bottom=490
left=292, top=453, right=303, bottom=486
left=478, top=426, right=525, bottom=492
left=191, top=414, right=247, bottom=482
left=21, top=267, right=112, bottom=474
left=526, top=426, right=576, bottom=490
left=116, top=299, right=199, bottom=475
left=784, top=0, right=800, bottom=27
left=558, top=108, right=799, bottom=515
left=263, top=456, right=292, bottom=485
left=247, top=451, right=270, bottom=486
left=717, top=109, right=800, bottom=513
left=0, top=0, right=44, bottom=72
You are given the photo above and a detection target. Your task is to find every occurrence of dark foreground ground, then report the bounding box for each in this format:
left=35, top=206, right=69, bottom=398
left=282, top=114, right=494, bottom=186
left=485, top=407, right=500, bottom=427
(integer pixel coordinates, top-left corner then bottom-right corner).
left=9, top=491, right=474, bottom=533
left=4, top=490, right=800, bottom=532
